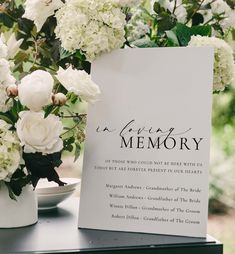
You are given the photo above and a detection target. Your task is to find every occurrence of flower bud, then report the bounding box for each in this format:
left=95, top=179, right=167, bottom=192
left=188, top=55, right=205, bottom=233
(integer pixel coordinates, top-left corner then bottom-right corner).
left=52, top=92, right=67, bottom=106
left=0, top=4, right=7, bottom=13
left=6, top=84, right=18, bottom=97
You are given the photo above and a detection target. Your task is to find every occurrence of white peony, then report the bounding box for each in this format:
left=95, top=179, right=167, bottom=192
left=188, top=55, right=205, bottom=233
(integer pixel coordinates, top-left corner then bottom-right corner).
left=1, top=33, right=24, bottom=59
left=23, top=0, right=64, bottom=32
left=16, top=111, right=64, bottom=154
left=0, top=120, right=21, bottom=182
left=56, top=66, right=101, bottom=103
left=18, top=70, right=54, bottom=111
left=55, top=0, right=126, bottom=62
left=188, top=35, right=235, bottom=91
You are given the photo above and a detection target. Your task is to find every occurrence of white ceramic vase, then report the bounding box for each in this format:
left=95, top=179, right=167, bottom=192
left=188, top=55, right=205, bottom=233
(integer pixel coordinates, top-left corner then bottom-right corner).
left=0, top=182, right=38, bottom=228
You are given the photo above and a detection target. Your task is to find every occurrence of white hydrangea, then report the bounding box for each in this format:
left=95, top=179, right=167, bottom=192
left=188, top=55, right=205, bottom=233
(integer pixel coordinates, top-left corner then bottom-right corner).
left=188, top=35, right=235, bottom=92
left=126, top=8, right=149, bottom=42
left=55, top=0, right=126, bottom=62
left=23, top=0, right=64, bottom=32
left=0, top=120, right=21, bottom=182
left=112, top=0, right=143, bottom=7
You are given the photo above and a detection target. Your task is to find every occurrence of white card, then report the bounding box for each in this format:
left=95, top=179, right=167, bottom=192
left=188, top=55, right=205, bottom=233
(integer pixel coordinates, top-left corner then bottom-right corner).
left=78, top=47, right=214, bottom=237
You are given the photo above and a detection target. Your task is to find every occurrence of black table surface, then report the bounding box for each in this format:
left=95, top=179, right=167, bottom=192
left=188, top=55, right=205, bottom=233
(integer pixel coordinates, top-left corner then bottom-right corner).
left=0, top=198, right=223, bottom=254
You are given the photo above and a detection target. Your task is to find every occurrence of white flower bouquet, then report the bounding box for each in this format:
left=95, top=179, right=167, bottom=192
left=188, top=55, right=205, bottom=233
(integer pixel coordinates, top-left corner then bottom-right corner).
left=0, top=0, right=234, bottom=200
left=0, top=37, right=100, bottom=199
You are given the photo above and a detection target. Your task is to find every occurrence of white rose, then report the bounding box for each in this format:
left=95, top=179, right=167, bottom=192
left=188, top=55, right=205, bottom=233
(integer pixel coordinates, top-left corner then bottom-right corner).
left=23, top=0, right=64, bottom=32
left=16, top=111, right=63, bottom=155
left=1, top=33, right=24, bottom=59
left=18, top=70, right=54, bottom=111
left=56, top=66, right=101, bottom=103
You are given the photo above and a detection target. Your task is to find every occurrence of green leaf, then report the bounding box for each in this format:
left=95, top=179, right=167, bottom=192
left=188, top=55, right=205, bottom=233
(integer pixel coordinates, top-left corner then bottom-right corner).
left=232, top=29, right=235, bottom=41
left=175, top=23, right=192, bottom=46
left=175, top=23, right=212, bottom=46
left=74, top=143, right=81, bottom=162
left=0, top=113, right=14, bottom=125
left=190, top=25, right=212, bottom=37
left=14, top=51, right=28, bottom=64
left=23, top=152, right=63, bottom=187
left=75, top=50, right=86, bottom=61
left=165, top=30, right=179, bottom=46
left=157, top=13, right=177, bottom=34
left=18, top=18, right=34, bottom=34
left=71, top=94, right=78, bottom=104
left=60, top=47, right=73, bottom=60
left=44, top=105, right=59, bottom=118
left=51, top=153, right=63, bottom=168
left=9, top=99, right=24, bottom=121
left=66, top=144, right=74, bottom=152
left=153, top=2, right=169, bottom=14
left=5, top=183, right=17, bottom=201
left=153, top=2, right=162, bottom=13
left=0, top=13, right=14, bottom=28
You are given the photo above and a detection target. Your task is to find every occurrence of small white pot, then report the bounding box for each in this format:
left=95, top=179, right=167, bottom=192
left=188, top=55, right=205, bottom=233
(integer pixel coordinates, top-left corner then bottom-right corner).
left=0, top=182, right=38, bottom=228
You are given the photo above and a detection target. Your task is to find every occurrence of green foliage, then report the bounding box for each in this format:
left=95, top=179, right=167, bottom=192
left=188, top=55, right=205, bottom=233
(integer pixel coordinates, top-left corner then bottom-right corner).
left=0, top=99, right=24, bottom=126
left=23, top=152, right=63, bottom=187
left=44, top=105, right=59, bottom=118
left=5, top=167, right=31, bottom=200
left=175, top=23, right=212, bottom=46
